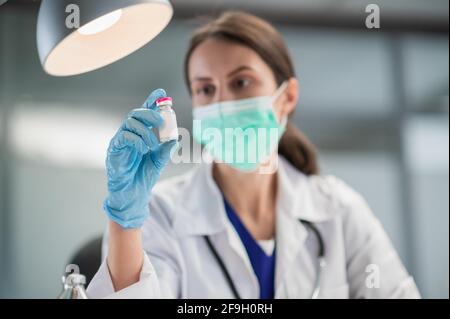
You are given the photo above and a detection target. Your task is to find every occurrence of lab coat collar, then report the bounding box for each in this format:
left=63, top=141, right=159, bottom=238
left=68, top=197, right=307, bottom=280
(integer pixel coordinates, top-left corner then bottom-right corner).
left=276, top=156, right=332, bottom=223
left=172, top=162, right=228, bottom=237
left=172, top=156, right=333, bottom=237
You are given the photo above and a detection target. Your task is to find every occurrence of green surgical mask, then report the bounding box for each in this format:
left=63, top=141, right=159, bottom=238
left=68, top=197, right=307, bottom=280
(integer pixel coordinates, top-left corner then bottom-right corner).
left=192, top=82, right=288, bottom=172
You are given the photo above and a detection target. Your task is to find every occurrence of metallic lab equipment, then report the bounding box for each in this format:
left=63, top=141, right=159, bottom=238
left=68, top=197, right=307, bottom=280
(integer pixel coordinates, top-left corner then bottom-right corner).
left=58, top=273, right=89, bottom=299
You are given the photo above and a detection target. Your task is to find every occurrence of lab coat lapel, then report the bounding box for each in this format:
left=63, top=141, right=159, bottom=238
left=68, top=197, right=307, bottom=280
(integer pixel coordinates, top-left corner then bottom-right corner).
left=172, top=163, right=227, bottom=236
left=275, top=210, right=314, bottom=298
left=173, top=163, right=259, bottom=298
left=209, top=225, right=260, bottom=298
left=274, top=158, right=332, bottom=298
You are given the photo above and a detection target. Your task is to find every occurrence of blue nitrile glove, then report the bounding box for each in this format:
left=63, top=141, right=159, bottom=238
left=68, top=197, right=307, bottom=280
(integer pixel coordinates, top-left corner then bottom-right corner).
left=103, top=89, right=178, bottom=229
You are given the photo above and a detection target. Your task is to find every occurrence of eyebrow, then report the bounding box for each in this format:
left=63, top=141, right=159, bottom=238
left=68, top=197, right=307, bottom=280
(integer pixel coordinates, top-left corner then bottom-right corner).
left=190, top=65, right=255, bottom=84
left=227, top=65, right=254, bottom=77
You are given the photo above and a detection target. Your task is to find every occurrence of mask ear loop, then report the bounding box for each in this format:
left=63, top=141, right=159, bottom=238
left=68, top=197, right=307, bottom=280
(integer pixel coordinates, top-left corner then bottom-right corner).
left=272, top=81, right=289, bottom=127
left=280, top=114, right=288, bottom=128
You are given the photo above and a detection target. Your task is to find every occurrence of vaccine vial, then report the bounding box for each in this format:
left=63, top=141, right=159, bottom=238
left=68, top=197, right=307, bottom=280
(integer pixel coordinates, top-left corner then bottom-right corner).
left=156, top=97, right=178, bottom=143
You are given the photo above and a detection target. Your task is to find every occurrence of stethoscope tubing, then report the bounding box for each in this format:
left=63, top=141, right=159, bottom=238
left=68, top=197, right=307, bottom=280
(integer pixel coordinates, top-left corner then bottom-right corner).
left=204, top=219, right=326, bottom=299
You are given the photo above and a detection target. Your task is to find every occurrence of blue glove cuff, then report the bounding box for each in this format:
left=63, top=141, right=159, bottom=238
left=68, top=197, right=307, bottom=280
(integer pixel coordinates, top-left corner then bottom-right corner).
left=103, top=200, right=149, bottom=229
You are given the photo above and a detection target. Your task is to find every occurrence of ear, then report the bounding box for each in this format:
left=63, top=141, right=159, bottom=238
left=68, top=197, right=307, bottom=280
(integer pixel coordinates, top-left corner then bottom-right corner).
left=281, top=77, right=299, bottom=116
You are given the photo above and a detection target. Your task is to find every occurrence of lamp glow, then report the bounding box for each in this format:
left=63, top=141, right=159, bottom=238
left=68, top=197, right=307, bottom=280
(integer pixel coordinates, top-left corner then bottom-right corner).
left=78, top=9, right=123, bottom=35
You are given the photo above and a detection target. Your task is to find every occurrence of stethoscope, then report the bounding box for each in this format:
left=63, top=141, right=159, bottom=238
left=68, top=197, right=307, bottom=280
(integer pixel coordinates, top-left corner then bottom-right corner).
left=204, top=219, right=326, bottom=299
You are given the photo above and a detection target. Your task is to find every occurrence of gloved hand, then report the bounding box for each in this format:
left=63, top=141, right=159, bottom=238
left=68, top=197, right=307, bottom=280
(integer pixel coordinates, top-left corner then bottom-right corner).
left=103, top=89, right=178, bottom=229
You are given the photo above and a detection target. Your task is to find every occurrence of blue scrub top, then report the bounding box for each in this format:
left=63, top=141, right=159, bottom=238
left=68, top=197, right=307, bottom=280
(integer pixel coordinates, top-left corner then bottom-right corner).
left=223, top=197, right=276, bottom=299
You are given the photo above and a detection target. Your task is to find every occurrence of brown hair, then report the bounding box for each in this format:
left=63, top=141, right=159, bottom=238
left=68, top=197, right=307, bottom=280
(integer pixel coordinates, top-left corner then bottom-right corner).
left=184, top=11, right=319, bottom=175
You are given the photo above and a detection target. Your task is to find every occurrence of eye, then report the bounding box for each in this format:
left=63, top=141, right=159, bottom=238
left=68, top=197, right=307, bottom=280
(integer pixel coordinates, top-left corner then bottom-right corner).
left=195, top=84, right=215, bottom=96
left=233, top=78, right=251, bottom=89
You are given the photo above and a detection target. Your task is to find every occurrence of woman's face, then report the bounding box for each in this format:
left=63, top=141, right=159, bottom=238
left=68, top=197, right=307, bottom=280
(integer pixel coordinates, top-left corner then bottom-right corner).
left=188, top=38, right=298, bottom=120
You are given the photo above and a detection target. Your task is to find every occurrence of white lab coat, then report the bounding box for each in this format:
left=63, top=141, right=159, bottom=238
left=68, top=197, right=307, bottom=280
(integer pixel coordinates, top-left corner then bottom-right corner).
left=87, top=157, right=420, bottom=299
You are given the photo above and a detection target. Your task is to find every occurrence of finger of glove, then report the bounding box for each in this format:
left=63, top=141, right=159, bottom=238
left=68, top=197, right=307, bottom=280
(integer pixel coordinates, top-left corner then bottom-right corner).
left=156, top=140, right=178, bottom=167
left=127, top=108, right=163, bottom=128
left=143, top=88, right=166, bottom=111
left=122, top=118, right=159, bottom=150
left=112, top=130, right=149, bottom=155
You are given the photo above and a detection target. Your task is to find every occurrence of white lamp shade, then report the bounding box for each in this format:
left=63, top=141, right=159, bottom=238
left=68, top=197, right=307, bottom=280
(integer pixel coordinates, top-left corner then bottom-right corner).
left=37, top=0, right=173, bottom=76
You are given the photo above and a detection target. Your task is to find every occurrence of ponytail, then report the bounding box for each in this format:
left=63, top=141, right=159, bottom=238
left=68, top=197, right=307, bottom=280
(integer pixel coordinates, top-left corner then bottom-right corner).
left=279, top=121, right=319, bottom=175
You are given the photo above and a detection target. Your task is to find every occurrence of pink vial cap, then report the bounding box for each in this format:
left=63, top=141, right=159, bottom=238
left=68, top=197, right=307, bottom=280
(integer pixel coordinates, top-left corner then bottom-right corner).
left=156, top=97, right=173, bottom=106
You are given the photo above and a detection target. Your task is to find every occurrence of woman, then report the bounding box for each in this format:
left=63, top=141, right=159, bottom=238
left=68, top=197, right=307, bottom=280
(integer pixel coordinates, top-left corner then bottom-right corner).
left=87, top=11, right=420, bottom=299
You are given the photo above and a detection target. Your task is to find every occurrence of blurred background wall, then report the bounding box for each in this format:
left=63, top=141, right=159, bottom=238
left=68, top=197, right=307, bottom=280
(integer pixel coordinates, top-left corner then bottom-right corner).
left=0, top=0, right=448, bottom=298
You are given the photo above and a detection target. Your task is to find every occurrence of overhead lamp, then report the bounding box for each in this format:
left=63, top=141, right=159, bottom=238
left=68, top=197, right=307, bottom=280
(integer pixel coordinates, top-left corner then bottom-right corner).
left=37, top=0, right=173, bottom=76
